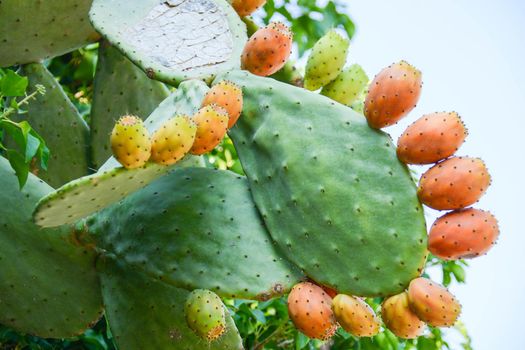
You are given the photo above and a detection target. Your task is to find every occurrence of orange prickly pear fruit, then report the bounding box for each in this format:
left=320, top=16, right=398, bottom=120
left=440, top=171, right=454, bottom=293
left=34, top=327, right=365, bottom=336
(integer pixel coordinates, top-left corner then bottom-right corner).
left=231, top=0, right=266, bottom=16
left=110, top=115, right=151, bottom=169
left=397, top=111, right=468, bottom=164
left=190, top=105, right=229, bottom=155
left=407, top=277, right=461, bottom=327
left=418, top=156, right=491, bottom=210
left=381, top=292, right=425, bottom=339
left=287, top=282, right=338, bottom=340
left=241, top=22, right=293, bottom=77
left=332, top=294, right=380, bottom=337
left=364, top=61, right=422, bottom=129
left=429, top=208, right=499, bottom=260
left=150, top=115, right=197, bottom=166
left=201, top=80, right=243, bottom=128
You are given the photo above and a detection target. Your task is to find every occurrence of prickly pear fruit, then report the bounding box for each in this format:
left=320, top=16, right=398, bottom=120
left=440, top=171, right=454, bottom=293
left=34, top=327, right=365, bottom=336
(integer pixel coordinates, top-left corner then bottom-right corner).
left=364, top=61, right=422, bottom=129
left=201, top=80, right=243, bottom=128
left=190, top=105, right=229, bottom=155
left=381, top=292, right=425, bottom=339
left=184, top=289, right=226, bottom=341
left=397, top=112, right=467, bottom=164
left=408, top=277, right=461, bottom=327
left=287, top=282, right=338, bottom=340
left=110, top=115, right=151, bottom=169
left=429, top=208, right=499, bottom=260
left=332, top=294, right=380, bottom=337
left=150, top=115, right=197, bottom=166
left=241, top=22, right=293, bottom=77
left=304, top=30, right=350, bottom=91
left=231, top=0, right=266, bottom=16
left=321, top=64, right=369, bottom=106
left=418, top=156, right=491, bottom=210
left=321, top=285, right=338, bottom=299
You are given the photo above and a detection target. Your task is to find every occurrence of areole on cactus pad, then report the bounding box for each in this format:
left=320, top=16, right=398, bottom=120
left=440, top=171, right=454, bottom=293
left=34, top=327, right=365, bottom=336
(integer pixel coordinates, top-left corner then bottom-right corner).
left=218, top=70, right=428, bottom=297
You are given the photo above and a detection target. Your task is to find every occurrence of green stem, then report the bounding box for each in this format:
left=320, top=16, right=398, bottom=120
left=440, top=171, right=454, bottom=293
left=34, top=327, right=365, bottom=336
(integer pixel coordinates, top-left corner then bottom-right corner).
left=0, top=89, right=41, bottom=120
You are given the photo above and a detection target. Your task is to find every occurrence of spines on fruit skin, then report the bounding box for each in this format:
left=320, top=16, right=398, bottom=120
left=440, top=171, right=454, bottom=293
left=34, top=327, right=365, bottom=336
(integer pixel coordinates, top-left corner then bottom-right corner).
left=429, top=208, right=499, bottom=260
left=321, top=64, right=369, bottom=106
left=304, top=30, right=350, bottom=91
left=201, top=80, right=243, bottom=129
left=332, top=294, right=380, bottom=337
left=110, top=115, right=151, bottom=169
left=231, top=0, right=266, bottom=16
left=190, top=105, right=229, bottom=155
left=397, top=112, right=468, bottom=164
left=241, top=22, right=293, bottom=77
left=407, top=277, right=461, bottom=327
left=418, top=156, right=491, bottom=210
left=364, top=61, right=422, bottom=129
left=381, top=292, right=425, bottom=339
left=150, top=115, right=197, bottom=166
left=287, top=282, right=338, bottom=340
left=184, top=289, right=226, bottom=341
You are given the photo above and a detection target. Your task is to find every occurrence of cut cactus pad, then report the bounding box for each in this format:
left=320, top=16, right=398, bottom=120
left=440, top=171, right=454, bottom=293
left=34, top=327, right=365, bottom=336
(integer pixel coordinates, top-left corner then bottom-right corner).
left=99, top=258, right=243, bottom=350
left=0, top=0, right=99, bottom=67
left=0, top=157, right=102, bottom=338
left=89, top=0, right=247, bottom=85
left=88, top=167, right=303, bottom=300
left=220, top=70, right=428, bottom=297
left=33, top=80, right=208, bottom=228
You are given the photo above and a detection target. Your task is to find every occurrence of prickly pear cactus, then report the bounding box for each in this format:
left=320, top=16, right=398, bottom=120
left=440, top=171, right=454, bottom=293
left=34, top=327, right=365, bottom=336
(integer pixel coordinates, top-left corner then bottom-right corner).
left=219, top=70, right=428, bottom=297
left=0, top=0, right=99, bottom=67
left=0, top=157, right=102, bottom=338
left=89, top=0, right=247, bottom=85
left=33, top=80, right=207, bottom=228
left=90, top=41, right=169, bottom=169
left=86, top=167, right=303, bottom=300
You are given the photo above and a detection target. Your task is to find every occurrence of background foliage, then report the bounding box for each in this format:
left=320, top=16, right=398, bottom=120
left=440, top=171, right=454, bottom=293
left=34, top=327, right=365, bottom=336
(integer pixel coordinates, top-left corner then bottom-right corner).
left=0, top=1, right=472, bottom=349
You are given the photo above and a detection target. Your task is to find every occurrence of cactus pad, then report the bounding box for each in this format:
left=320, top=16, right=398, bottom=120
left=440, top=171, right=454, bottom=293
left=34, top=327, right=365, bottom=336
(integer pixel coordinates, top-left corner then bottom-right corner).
left=0, top=0, right=99, bottom=67
left=88, top=167, right=303, bottom=300
left=99, top=258, right=243, bottom=350
left=89, top=0, right=247, bottom=85
left=220, top=70, right=428, bottom=297
left=0, top=157, right=102, bottom=338
left=12, top=63, right=90, bottom=188
left=33, top=80, right=208, bottom=228
left=90, top=41, right=169, bottom=169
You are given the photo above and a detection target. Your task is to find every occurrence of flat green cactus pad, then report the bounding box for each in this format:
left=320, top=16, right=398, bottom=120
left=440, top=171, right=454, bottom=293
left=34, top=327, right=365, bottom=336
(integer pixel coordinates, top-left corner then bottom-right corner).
left=99, top=258, right=243, bottom=350
left=89, top=167, right=303, bottom=300
left=89, top=0, right=247, bottom=85
left=12, top=63, right=90, bottom=188
left=90, top=41, right=170, bottom=169
left=220, top=71, right=428, bottom=297
left=0, top=157, right=103, bottom=338
left=33, top=80, right=208, bottom=228
left=0, top=0, right=99, bottom=67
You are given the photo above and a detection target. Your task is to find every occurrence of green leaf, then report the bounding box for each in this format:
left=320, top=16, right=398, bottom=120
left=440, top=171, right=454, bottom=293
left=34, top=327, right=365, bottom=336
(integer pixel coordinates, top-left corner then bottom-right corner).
left=295, top=332, right=309, bottom=350
left=5, top=149, right=29, bottom=188
left=451, top=264, right=466, bottom=283
left=0, top=70, right=28, bottom=97
left=24, top=133, right=40, bottom=163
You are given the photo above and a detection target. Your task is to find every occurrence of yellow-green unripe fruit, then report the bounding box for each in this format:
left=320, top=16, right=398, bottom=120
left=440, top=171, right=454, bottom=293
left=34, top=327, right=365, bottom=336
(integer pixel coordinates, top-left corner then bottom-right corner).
left=150, top=115, right=197, bottom=166
left=321, top=64, right=369, bottom=106
left=184, top=289, right=226, bottom=341
left=304, top=30, right=349, bottom=91
left=110, top=115, right=151, bottom=169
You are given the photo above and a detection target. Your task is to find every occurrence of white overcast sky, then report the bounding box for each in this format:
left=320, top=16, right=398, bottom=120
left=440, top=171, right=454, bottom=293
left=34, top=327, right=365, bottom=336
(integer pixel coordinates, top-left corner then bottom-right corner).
left=346, top=1, right=524, bottom=349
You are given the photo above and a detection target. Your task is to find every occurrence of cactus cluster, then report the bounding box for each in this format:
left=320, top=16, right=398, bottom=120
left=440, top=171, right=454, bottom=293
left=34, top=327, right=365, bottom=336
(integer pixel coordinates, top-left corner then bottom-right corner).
left=0, top=0, right=501, bottom=349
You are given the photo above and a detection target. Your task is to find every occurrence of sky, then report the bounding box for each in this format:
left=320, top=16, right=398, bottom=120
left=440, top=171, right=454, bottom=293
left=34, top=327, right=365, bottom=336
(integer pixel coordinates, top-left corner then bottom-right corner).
left=345, top=1, right=525, bottom=349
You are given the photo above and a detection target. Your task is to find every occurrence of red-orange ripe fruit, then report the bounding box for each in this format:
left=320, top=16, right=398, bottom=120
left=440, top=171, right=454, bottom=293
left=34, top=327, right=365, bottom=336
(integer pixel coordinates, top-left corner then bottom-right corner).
left=364, top=61, right=422, bottom=129
left=408, top=277, right=461, bottom=327
left=201, top=80, right=243, bottom=128
left=231, top=0, right=266, bottom=16
left=241, top=22, right=293, bottom=77
left=381, top=292, right=425, bottom=339
left=418, top=156, right=491, bottom=210
left=287, top=282, right=338, bottom=340
left=190, top=105, right=229, bottom=155
left=428, top=208, right=499, bottom=260
left=397, top=112, right=468, bottom=164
